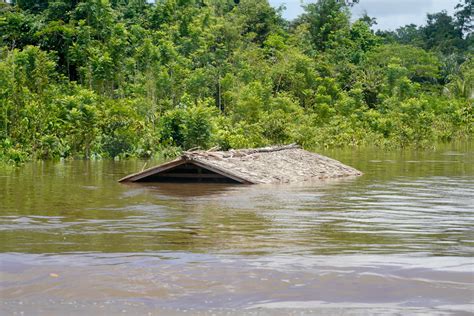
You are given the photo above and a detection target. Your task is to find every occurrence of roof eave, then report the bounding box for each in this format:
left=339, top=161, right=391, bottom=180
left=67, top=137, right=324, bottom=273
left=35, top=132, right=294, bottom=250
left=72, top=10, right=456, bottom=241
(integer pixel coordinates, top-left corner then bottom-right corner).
left=118, top=156, right=255, bottom=184
left=118, top=158, right=186, bottom=182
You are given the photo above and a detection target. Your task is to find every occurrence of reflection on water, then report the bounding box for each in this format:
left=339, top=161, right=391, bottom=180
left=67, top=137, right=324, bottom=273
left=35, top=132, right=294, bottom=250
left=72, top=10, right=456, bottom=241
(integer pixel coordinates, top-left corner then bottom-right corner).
left=1, top=143, right=473, bottom=314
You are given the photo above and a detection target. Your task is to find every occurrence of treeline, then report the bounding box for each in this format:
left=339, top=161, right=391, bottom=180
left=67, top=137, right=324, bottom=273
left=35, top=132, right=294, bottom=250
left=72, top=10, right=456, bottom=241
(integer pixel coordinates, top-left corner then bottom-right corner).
left=0, top=0, right=472, bottom=163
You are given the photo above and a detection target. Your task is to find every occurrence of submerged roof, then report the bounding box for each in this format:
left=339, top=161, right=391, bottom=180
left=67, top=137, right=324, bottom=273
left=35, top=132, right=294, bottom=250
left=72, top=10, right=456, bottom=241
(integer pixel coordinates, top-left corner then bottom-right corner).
left=119, top=144, right=362, bottom=184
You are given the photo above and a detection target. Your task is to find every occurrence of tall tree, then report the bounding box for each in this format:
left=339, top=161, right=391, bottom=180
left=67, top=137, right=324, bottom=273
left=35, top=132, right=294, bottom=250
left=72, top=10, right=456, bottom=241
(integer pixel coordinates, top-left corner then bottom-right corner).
left=298, top=0, right=351, bottom=52
left=423, top=11, right=464, bottom=53
left=455, top=0, right=473, bottom=37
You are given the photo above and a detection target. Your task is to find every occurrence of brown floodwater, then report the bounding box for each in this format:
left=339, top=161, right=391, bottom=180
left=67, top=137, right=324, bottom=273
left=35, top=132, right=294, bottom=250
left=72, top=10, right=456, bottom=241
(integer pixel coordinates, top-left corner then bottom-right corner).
left=1, top=143, right=473, bottom=315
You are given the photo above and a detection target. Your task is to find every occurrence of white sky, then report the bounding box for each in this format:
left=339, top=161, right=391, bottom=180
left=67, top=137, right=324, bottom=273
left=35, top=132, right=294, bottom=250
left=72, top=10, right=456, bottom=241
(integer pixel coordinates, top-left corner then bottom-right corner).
left=269, top=0, right=460, bottom=30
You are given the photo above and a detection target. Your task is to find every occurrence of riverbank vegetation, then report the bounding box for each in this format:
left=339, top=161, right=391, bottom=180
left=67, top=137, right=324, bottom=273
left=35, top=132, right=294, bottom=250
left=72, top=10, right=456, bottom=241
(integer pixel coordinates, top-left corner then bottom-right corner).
left=0, top=0, right=472, bottom=163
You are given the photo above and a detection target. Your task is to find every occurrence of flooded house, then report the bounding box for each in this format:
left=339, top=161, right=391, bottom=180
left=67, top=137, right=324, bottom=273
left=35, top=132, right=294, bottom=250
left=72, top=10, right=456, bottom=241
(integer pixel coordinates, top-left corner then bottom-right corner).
left=118, top=144, right=362, bottom=184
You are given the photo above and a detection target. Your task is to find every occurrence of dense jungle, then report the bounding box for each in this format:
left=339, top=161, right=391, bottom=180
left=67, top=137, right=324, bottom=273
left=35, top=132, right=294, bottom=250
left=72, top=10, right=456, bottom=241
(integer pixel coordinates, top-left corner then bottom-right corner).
left=0, top=0, right=472, bottom=163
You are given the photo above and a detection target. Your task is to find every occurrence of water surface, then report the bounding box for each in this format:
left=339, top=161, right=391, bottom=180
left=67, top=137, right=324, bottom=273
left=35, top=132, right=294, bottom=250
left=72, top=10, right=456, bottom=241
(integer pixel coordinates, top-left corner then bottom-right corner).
left=1, top=143, right=473, bottom=315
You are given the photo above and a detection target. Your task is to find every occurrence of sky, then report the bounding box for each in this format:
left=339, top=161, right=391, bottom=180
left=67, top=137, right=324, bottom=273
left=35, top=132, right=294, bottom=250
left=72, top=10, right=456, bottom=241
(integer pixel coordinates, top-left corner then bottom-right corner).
left=269, top=0, right=460, bottom=30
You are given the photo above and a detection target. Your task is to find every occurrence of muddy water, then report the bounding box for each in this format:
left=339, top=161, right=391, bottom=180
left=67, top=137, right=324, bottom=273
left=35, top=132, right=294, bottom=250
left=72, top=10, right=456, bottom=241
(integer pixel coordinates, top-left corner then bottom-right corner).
left=1, top=143, right=473, bottom=315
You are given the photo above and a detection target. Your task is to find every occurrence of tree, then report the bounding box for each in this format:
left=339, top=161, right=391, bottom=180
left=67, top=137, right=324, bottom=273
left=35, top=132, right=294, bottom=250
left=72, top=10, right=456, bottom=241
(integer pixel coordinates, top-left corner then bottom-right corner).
left=423, top=11, right=464, bottom=54
left=358, top=11, right=377, bottom=27
left=445, top=56, right=474, bottom=99
left=231, top=0, right=284, bottom=45
left=35, top=20, right=76, bottom=79
left=0, top=7, right=39, bottom=49
left=365, top=44, right=440, bottom=84
left=455, top=0, right=473, bottom=37
left=298, top=0, right=351, bottom=52
left=394, top=24, right=423, bottom=47
left=12, top=0, right=48, bottom=13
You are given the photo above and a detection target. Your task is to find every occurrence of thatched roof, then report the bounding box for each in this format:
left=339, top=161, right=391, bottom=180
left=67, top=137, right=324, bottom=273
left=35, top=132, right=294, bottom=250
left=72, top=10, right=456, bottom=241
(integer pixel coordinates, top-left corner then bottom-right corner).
left=119, top=144, right=362, bottom=184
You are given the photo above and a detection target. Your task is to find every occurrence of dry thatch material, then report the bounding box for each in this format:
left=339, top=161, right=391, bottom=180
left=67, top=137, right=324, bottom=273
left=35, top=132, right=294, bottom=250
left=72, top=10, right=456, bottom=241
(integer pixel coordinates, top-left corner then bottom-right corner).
left=119, top=144, right=362, bottom=184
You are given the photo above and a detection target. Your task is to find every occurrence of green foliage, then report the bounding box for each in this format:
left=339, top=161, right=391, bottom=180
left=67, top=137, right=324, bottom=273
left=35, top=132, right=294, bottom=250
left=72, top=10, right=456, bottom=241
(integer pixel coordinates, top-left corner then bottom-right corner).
left=297, top=0, right=351, bottom=52
left=445, top=56, right=474, bottom=99
left=423, top=11, right=465, bottom=54
left=366, top=44, right=440, bottom=83
left=0, top=0, right=472, bottom=164
left=99, top=99, right=142, bottom=158
left=214, top=117, right=266, bottom=150
left=159, top=99, right=218, bottom=150
left=455, top=0, right=473, bottom=36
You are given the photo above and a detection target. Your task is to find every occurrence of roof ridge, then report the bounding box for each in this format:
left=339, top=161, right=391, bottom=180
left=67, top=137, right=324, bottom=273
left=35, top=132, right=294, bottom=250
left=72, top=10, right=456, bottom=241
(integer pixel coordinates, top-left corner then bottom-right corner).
left=183, top=144, right=300, bottom=159
left=241, top=143, right=300, bottom=154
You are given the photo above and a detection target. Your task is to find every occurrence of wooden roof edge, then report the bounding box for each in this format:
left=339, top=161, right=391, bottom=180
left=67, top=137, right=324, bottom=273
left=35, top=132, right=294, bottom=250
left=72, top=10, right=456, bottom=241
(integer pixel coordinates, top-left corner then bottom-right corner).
left=118, top=155, right=255, bottom=184
left=118, top=157, right=186, bottom=182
